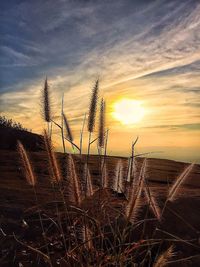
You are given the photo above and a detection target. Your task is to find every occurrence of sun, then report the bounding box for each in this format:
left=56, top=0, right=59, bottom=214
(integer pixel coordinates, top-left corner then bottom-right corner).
left=112, top=99, right=145, bottom=125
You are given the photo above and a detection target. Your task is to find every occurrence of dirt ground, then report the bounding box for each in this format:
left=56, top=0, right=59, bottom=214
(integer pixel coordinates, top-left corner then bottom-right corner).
left=0, top=150, right=200, bottom=266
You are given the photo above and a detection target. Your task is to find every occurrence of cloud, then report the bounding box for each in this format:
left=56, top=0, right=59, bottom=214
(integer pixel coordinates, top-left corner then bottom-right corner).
left=1, top=1, right=200, bottom=87
left=143, top=123, right=200, bottom=131
left=0, top=45, right=42, bottom=67
left=0, top=0, right=200, bottom=161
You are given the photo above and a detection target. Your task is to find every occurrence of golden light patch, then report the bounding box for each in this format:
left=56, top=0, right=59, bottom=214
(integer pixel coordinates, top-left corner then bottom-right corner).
left=112, top=99, right=145, bottom=125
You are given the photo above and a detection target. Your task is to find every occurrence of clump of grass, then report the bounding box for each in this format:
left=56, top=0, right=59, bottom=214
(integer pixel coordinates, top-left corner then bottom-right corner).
left=13, top=77, right=197, bottom=266
left=17, top=140, right=52, bottom=264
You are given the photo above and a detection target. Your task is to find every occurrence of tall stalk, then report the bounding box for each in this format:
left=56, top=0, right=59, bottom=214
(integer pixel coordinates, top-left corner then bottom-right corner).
left=80, top=113, right=86, bottom=156
left=61, top=94, right=66, bottom=154
left=85, top=79, right=99, bottom=196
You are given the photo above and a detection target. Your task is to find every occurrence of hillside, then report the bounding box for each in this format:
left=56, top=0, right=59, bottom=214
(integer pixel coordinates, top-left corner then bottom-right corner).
left=0, top=149, right=199, bottom=212
left=0, top=150, right=200, bottom=266
left=0, top=126, right=44, bottom=151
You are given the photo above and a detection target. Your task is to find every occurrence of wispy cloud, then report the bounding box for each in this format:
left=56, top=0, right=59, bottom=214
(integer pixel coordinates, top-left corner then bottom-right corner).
left=0, top=0, right=200, bottom=162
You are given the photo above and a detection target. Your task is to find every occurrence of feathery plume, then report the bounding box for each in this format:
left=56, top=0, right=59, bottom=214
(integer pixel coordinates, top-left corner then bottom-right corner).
left=84, top=163, right=94, bottom=197
left=81, top=226, right=93, bottom=250
left=153, top=246, right=174, bottom=267
left=126, top=189, right=142, bottom=223
left=17, top=141, right=36, bottom=186
left=131, top=158, right=138, bottom=182
left=168, top=163, right=194, bottom=201
left=127, top=157, right=131, bottom=182
left=125, top=159, right=147, bottom=222
left=141, top=160, right=161, bottom=220
left=144, top=186, right=161, bottom=221
left=63, top=112, right=73, bottom=142
left=135, top=159, right=147, bottom=189
left=68, top=154, right=82, bottom=205
left=102, top=163, right=108, bottom=188
left=113, top=160, right=124, bottom=193
left=98, top=98, right=105, bottom=148
left=42, top=77, right=51, bottom=122
left=44, top=130, right=62, bottom=183
left=87, top=79, right=99, bottom=133
left=127, top=157, right=138, bottom=183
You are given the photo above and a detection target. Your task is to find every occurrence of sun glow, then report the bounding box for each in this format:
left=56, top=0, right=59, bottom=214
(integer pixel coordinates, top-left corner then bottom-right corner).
left=112, top=99, right=145, bottom=125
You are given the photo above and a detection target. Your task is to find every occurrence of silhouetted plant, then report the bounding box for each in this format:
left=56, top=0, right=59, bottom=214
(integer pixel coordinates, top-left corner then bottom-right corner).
left=0, top=115, right=30, bottom=132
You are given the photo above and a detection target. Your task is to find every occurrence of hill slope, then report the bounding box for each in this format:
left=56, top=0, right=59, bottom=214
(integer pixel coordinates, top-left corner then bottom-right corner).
left=0, top=126, right=44, bottom=151
left=0, top=150, right=200, bottom=266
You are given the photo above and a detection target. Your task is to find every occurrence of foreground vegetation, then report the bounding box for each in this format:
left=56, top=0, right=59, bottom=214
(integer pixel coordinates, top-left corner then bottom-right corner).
left=4, top=78, right=198, bottom=266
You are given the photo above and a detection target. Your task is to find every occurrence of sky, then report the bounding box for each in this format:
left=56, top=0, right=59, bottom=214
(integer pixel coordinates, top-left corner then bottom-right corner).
left=0, top=0, right=200, bottom=163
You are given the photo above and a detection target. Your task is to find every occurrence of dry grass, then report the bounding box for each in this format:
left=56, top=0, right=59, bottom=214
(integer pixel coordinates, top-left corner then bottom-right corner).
left=98, top=98, right=105, bottom=148
left=17, top=140, right=36, bottom=186
left=42, top=77, right=51, bottom=123
left=63, top=112, right=73, bottom=143
left=153, top=245, right=174, bottom=267
left=5, top=78, right=198, bottom=266
left=44, top=129, right=62, bottom=183
left=168, top=163, right=194, bottom=201
left=87, top=79, right=99, bottom=133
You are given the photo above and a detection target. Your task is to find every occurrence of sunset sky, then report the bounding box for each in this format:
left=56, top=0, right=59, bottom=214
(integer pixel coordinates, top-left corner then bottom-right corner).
left=0, top=0, right=200, bottom=163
